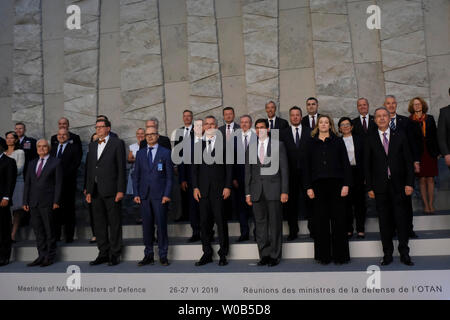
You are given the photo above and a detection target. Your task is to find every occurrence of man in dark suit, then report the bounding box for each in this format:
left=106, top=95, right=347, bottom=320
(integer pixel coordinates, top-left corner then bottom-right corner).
left=192, top=116, right=232, bottom=266
left=384, top=95, right=419, bottom=238
left=280, top=106, right=311, bottom=240
left=15, top=122, right=37, bottom=177
left=139, top=118, right=171, bottom=150
left=85, top=119, right=126, bottom=266
left=0, top=145, right=17, bottom=266
left=50, top=117, right=82, bottom=151
left=352, top=98, right=376, bottom=136
left=0, top=137, right=6, bottom=151
left=233, top=115, right=257, bottom=242
left=97, top=115, right=119, bottom=138
left=23, top=139, right=62, bottom=267
left=301, top=97, right=321, bottom=129
left=265, top=100, right=289, bottom=130
left=365, top=107, right=415, bottom=266
left=175, top=111, right=201, bottom=241
left=133, top=126, right=173, bottom=266
left=245, top=119, right=289, bottom=267
left=219, top=107, right=241, bottom=222
left=50, top=128, right=82, bottom=243
left=438, top=88, right=450, bottom=169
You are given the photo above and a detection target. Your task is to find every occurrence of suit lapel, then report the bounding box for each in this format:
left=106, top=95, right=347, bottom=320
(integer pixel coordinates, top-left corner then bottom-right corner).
left=97, top=138, right=113, bottom=163
left=151, top=148, right=161, bottom=170
left=374, top=133, right=388, bottom=159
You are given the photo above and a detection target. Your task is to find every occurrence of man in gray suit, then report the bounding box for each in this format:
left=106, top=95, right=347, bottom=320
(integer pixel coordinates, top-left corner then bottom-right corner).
left=438, top=88, right=450, bottom=169
left=245, top=119, right=289, bottom=267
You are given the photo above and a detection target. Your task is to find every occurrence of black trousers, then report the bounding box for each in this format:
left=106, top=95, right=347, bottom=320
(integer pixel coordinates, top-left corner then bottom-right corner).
left=312, top=178, right=349, bottom=263
left=253, top=193, right=283, bottom=260
left=182, top=184, right=200, bottom=236
left=88, top=203, right=95, bottom=237
left=375, top=181, right=410, bottom=257
left=0, top=206, right=12, bottom=261
left=285, top=171, right=302, bottom=236
left=345, top=167, right=366, bottom=233
left=92, top=190, right=123, bottom=259
left=405, top=195, right=414, bottom=234
left=30, top=206, right=57, bottom=261
left=199, top=189, right=229, bottom=258
left=233, top=178, right=251, bottom=237
left=54, top=180, right=77, bottom=241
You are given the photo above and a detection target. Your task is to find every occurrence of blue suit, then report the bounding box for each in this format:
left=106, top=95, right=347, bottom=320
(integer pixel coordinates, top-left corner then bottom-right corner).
left=133, top=144, right=173, bottom=258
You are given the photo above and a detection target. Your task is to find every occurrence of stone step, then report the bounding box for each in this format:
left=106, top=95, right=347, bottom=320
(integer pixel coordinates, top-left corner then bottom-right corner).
left=11, top=230, right=450, bottom=262
left=16, top=210, right=450, bottom=241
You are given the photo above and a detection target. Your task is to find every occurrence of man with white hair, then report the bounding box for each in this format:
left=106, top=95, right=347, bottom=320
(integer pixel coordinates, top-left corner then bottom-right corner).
left=139, top=118, right=171, bottom=150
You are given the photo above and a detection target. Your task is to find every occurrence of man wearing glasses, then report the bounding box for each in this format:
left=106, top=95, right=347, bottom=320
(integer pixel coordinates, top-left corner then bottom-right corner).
left=85, top=119, right=126, bottom=266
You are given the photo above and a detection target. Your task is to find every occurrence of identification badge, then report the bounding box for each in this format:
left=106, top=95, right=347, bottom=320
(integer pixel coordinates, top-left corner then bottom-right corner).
left=157, top=162, right=163, bottom=171
left=24, top=141, right=31, bottom=149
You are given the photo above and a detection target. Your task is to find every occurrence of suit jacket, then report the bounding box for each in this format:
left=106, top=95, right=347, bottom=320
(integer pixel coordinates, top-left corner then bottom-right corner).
left=391, top=114, right=420, bottom=162
left=219, top=122, right=241, bottom=140
left=409, top=115, right=440, bottom=159
left=352, top=115, right=376, bottom=136
left=438, top=105, right=450, bottom=156
left=301, top=114, right=321, bottom=129
left=175, top=127, right=195, bottom=184
left=0, top=137, right=6, bottom=150
left=140, top=135, right=171, bottom=151
left=0, top=154, right=17, bottom=204
left=245, top=139, right=289, bottom=201
left=50, top=141, right=82, bottom=182
left=191, top=139, right=233, bottom=198
left=342, top=134, right=365, bottom=183
left=18, top=136, right=38, bottom=176
left=133, top=145, right=173, bottom=200
left=23, top=156, right=62, bottom=208
left=268, top=117, right=289, bottom=130
left=85, top=136, right=126, bottom=197
left=233, top=130, right=257, bottom=183
left=364, top=130, right=414, bottom=194
left=280, top=125, right=311, bottom=176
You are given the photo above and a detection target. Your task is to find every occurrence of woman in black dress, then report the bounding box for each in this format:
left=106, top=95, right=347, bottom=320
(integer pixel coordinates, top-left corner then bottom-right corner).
left=304, top=115, right=352, bottom=265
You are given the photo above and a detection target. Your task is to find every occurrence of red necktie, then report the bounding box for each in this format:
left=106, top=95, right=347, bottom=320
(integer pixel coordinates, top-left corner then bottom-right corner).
left=311, top=116, right=315, bottom=129
left=363, top=117, right=367, bottom=132
left=36, top=158, right=44, bottom=178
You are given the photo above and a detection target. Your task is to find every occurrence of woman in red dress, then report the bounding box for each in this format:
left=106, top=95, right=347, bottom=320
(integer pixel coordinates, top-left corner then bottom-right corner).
left=408, top=97, right=440, bottom=213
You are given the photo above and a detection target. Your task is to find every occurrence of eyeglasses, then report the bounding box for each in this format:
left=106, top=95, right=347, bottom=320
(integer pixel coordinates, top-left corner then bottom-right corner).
left=94, top=126, right=107, bottom=129
left=145, top=133, right=158, bottom=137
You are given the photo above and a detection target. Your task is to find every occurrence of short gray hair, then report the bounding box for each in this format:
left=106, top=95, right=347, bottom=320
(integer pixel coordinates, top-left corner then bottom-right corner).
left=357, top=97, right=369, bottom=105
left=204, top=115, right=217, bottom=125
left=265, top=100, right=278, bottom=109
left=374, top=106, right=390, bottom=117
left=385, top=95, right=397, bottom=101
left=146, top=117, right=159, bottom=129
left=240, top=114, right=253, bottom=124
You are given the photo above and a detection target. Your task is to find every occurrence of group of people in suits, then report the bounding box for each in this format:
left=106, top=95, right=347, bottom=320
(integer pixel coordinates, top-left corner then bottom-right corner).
left=1, top=89, right=449, bottom=268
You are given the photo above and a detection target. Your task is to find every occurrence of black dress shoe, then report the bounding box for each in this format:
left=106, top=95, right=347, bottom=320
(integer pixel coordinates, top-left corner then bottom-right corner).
left=89, top=256, right=109, bottom=266
left=195, top=255, right=213, bottom=266
left=89, top=239, right=97, bottom=244
left=267, top=258, right=280, bottom=267
left=380, top=255, right=393, bottom=266
left=257, top=256, right=270, bottom=266
left=108, top=256, right=120, bottom=266
left=237, top=234, right=249, bottom=242
left=218, top=257, right=228, bottom=266
left=287, top=234, right=298, bottom=241
left=27, top=258, right=44, bottom=267
left=40, top=259, right=54, bottom=267
left=160, top=257, right=170, bottom=266
left=187, top=234, right=201, bottom=243
left=138, top=256, right=154, bottom=266
left=400, top=255, right=414, bottom=266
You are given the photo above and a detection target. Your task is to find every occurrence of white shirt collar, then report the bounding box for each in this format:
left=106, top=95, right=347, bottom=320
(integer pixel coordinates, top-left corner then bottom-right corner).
left=378, top=127, right=390, bottom=137
left=147, top=143, right=158, bottom=150
left=39, top=154, right=50, bottom=161
left=225, top=122, right=235, bottom=130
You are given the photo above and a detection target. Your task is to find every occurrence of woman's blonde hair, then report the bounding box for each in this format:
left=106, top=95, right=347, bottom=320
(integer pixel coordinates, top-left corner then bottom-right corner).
left=311, top=114, right=337, bottom=137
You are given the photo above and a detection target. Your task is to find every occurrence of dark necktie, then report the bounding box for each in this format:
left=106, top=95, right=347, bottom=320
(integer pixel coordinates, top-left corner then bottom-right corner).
left=207, top=140, right=212, bottom=154
left=184, top=127, right=189, bottom=138
left=311, top=116, right=315, bottom=129
left=270, top=119, right=274, bottom=129
left=244, top=135, right=248, bottom=149
left=226, top=124, right=231, bottom=140
left=295, top=127, right=300, bottom=148
left=382, top=132, right=391, bottom=177
left=148, top=147, right=153, bottom=167
left=57, top=144, right=63, bottom=159
left=36, top=158, right=44, bottom=178
left=390, top=118, right=396, bottom=131
left=363, top=117, right=367, bottom=133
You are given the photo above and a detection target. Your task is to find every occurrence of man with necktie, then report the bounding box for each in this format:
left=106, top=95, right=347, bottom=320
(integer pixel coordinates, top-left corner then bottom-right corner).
left=50, top=117, right=82, bottom=153
left=352, top=98, right=376, bottom=136
left=265, top=101, right=289, bottom=130
left=133, top=127, right=173, bottom=266
left=50, top=128, right=82, bottom=243
left=301, top=97, right=321, bottom=130
left=15, top=122, right=37, bottom=178
left=85, top=119, right=126, bottom=266
left=23, top=139, right=62, bottom=267
left=365, top=107, right=414, bottom=266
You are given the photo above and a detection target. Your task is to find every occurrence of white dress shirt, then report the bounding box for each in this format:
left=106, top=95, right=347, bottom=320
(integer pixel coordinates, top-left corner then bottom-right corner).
left=241, top=130, right=253, bottom=149
left=258, top=137, right=269, bottom=160
left=205, top=135, right=217, bottom=151
left=378, top=128, right=390, bottom=145
left=184, top=124, right=193, bottom=137
left=309, top=114, right=318, bottom=128
left=147, top=143, right=158, bottom=162
left=97, top=135, right=110, bottom=160
left=268, top=116, right=277, bottom=128
left=343, top=136, right=356, bottom=165
left=359, top=114, right=369, bottom=126
left=56, top=141, right=69, bottom=156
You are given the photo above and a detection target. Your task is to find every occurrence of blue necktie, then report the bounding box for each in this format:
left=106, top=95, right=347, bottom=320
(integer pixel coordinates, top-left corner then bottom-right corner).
left=57, top=144, right=63, bottom=159
left=148, top=147, right=153, bottom=168
left=390, top=118, right=396, bottom=131
left=295, top=128, right=300, bottom=148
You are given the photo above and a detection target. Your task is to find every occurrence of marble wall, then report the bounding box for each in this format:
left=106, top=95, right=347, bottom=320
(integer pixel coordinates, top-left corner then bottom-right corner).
left=0, top=0, right=449, bottom=143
